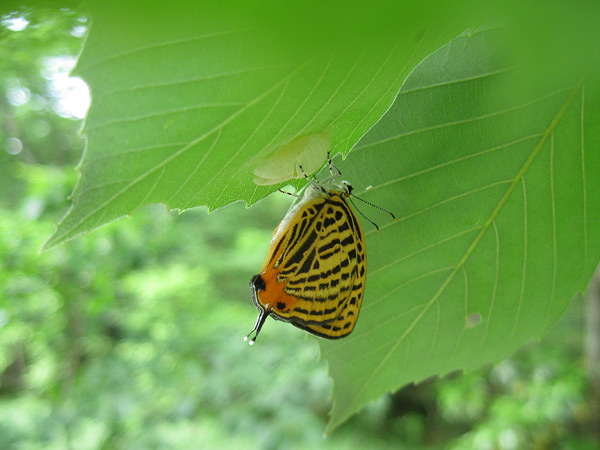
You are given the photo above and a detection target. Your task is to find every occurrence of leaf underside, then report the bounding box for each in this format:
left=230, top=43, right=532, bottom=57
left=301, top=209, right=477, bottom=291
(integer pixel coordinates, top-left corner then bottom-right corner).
left=44, top=1, right=477, bottom=249
left=319, top=28, right=600, bottom=432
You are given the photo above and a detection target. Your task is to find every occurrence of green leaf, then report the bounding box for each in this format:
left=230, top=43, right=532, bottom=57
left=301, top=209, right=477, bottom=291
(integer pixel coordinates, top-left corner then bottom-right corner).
left=44, top=0, right=480, bottom=249
left=319, top=27, right=600, bottom=431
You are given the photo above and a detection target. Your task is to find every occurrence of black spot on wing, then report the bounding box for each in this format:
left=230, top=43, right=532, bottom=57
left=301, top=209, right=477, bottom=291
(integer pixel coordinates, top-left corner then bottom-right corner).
left=250, top=274, right=266, bottom=291
left=323, top=216, right=336, bottom=229
left=324, top=306, right=338, bottom=315
left=297, top=247, right=316, bottom=276
left=318, top=238, right=341, bottom=254
left=287, top=277, right=307, bottom=286
left=341, top=235, right=354, bottom=247
left=287, top=230, right=318, bottom=267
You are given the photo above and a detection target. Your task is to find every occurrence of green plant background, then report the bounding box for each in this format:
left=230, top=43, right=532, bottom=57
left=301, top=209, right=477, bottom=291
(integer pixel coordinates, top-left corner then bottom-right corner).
left=1, top=3, right=600, bottom=449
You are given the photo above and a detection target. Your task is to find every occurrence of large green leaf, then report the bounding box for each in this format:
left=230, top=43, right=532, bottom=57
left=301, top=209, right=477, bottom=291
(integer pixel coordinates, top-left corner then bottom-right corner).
left=319, top=28, right=600, bottom=431
left=44, top=0, right=480, bottom=249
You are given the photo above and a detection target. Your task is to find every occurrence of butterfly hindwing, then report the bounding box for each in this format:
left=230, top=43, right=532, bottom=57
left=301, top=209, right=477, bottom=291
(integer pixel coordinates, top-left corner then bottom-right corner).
left=291, top=193, right=366, bottom=338
left=255, top=191, right=365, bottom=339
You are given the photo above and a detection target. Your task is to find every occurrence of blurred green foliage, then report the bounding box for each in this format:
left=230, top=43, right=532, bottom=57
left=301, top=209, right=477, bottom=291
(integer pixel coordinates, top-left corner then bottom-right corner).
left=1, top=6, right=598, bottom=450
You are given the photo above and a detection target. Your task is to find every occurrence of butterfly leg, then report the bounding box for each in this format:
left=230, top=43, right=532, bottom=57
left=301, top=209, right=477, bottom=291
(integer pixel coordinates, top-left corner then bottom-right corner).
left=278, top=189, right=303, bottom=199
left=297, top=164, right=325, bottom=193
left=317, top=151, right=342, bottom=184
left=327, top=151, right=342, bottom=178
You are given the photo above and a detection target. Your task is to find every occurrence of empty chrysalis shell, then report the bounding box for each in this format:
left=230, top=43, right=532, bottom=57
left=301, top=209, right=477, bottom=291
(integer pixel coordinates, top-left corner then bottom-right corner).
left=253, top=130, right=330, bottom=185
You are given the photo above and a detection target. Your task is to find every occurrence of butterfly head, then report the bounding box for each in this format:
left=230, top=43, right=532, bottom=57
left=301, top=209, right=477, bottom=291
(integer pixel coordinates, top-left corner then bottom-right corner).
left=306, top=179, right=354, bottom=199
left=338, top=180, right=353, bottom=197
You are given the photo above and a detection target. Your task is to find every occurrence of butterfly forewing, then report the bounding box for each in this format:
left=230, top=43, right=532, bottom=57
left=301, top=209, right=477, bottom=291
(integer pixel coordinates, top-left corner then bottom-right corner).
left=252, top=190, right=366, bottom=339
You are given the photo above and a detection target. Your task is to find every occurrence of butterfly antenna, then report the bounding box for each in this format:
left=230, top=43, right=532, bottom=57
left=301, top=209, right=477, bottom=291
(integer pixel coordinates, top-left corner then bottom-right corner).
left=350, top=193, right=397, bottom=221
left=348, top=197, right=381, bottom=232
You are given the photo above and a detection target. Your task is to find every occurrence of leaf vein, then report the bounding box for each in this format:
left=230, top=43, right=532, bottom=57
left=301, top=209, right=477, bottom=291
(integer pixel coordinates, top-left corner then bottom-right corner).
left=349, top=79, right=583, bottom=408
left=167, top=129, right=223, bottom=206
left=369, top=227, right=482, bottom=277
left=99, top=65, right=290, bottom=96
left=191, top=78, right=293, bottom=209
left=86, top=102, right=246, bottom=132
left=364, top=180, right=512, bottom=237
left=356, top=87, right=572, bottom=150
left=341, top=31, right=427, bottom=153
left=364, top=266, right=455, bottom=311
left=480, top=220, right=500, bottom=352
left=56, top=64, right=306, bottom=242
left=581, top=85, right=588, bottom=279
left=77, top=29, right=247, bottom=73
left=544, top=132, right=558, bottom=331
left=357, top=134, right=542, bottom=196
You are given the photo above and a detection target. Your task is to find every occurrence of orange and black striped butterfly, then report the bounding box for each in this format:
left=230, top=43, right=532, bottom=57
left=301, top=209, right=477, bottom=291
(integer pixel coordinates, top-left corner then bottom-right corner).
left=245, top=155, right=395, bottom=344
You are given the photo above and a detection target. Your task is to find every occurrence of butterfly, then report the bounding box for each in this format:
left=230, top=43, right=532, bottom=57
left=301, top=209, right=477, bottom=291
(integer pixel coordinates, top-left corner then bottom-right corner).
left=245, top=154, right=395, bottom=344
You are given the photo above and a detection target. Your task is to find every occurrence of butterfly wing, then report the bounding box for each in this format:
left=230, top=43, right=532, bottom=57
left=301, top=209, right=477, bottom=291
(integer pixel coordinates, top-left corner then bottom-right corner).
left=253, top=192, right=366, bottom=339
left=290, top=193, right=366, bottom=338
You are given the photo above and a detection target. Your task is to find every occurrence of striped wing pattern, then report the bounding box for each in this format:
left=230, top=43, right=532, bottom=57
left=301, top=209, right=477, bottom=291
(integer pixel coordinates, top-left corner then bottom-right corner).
left=252, top=190, right=366, bottom=339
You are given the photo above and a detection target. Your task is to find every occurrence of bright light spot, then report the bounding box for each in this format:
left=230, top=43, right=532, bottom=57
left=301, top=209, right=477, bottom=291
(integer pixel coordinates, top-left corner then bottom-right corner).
left=466, top=312, right=482, bottom=328
left=24, top=198, right=44, bottom=220
left=56, top=77, right=90, bottom=118
left=6, top=86, right=31, bottom=106
left=490, top=360, right=518, bottom=386
left=3, top=15, right=29, bottom=31
left=472, top=430, right=494, bottom=450
left=499, top=429, right=519, bottom=450
left=33, top=120, right=50, bottom=137
left=43, top=56, right=90, bottom=119
left=4, top=137, right=23, bottom=155
left=42, top=56, right=74, bottom=81
left=71, top=25, right=87, bottom=37
left=30, top=94, right=47, bottom=111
